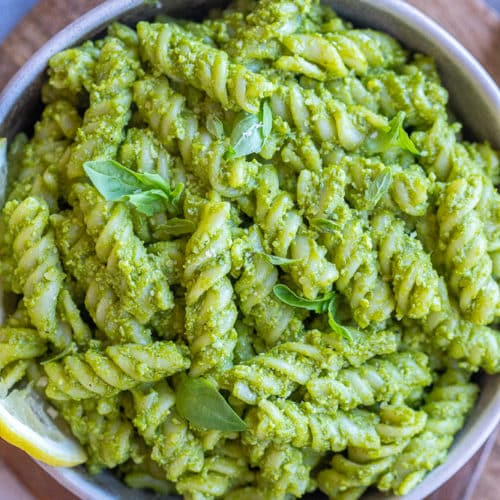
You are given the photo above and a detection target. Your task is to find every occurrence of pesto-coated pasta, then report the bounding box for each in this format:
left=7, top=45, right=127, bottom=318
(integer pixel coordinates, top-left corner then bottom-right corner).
left=44, top=341, right=190, bottom=400
left=0, top=1, right=497, bottom=498
left=437, top=175, right=500, bottom=324
left=183, top=200, right=238, bottom=376
left=4, top=197, right=69, bottom=349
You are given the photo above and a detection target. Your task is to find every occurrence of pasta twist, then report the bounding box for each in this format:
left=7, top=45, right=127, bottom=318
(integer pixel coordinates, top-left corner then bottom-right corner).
left=422, top=279, right=500, bottom=373
left=0, top=327, right=47, bottom=371
left=65, top=35, right=138, bottom=180
left=59, top=398, right=141, bottom=473
left=70, top=183, right=173, bottom=324
left=340, top=156, right=430, bottom=216
left=4, top=197, right=69, bottom=349
left=221, top=328, right=399, bottom=404
left=137, top=22, right=275, bottom=114
left=362, top=63, right=448, bottom=127
left=176, top=441, right=255, bottom=499
left=371, top=210, right=441, bottom=319
left=233, top=225, right=305, bottom=346
left=306, top=351, right=432, bottom=410
left=131, top=380, right=176, bottom=444
left=475, top=175, right=500, bottom=279
left=183, top=201, right=238, bottom=376
left=317, top=404, right=427, bottom=499
left=414, top=119, right=500, bottom=280
left=148, top=239, right=187, bottom=289
left=132, top=381, right=221, bottom=483
left=57, top=289, right=92, bottom=347
left=437, top=175, right=500, bottom=324
left=245, top=400, right=382, bottom=453
left=222, top=0, right=313, bottom=63
left=151, top=412, right=205, bottom=481
left=7, top=101, right=80, bottom=210
left=255, top=165, right=338, bottom=299
left=254, top=444, right=316, bottom=500
left=51, top=210, right=152, bottom=344
left=281, top=29, right=406, bottom=78
left=298, top=164, right=394, bottom=326
left=44, top=341, right=190, bottom=401
left=43, top=40, right=100, bottom=104
left=270, top=81, right=386, bottom=152
left=377, top=369, right=478, bottom=495
left=133, top=76, right=260, bottom=199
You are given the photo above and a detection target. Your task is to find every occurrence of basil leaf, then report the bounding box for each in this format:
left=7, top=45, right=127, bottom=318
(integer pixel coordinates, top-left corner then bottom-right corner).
left=261, top=101, right=272, bottom=139
left=157, top=218, right=196, bottom=237
left=327, top=297, right=353, bottom=342
left=123, top=190, right=169, bottom=216
left=310, top=217, right=342, bottom=234
left=83, top=160, right=184, bottom=216
left=273, top=284, right=333, bottom=313
left=83, top=160, right=145, bottom=200
left=225, top=102, right=273, bottom=160
left=260, top=253, right=301, bottom=266
left=366, top=169, right=393, bottom=209
left=368, top=112, right=419, bottom=155
left=176, top=376, right=247, bottom=432
left=206, top=115, right=225, bottom=140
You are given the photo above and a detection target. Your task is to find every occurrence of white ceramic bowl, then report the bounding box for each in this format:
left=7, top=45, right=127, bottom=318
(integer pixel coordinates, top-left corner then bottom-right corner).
left=0, top=1, right=499, bottom=499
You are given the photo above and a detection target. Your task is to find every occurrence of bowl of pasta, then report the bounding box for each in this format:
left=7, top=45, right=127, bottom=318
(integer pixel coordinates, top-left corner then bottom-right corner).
left=0, top=0, right=499, bottom=499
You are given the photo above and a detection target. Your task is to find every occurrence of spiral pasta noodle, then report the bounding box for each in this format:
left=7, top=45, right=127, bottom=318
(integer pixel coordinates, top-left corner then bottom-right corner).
left=64, top=35, right=138, bottom=180
left=371, top=210, right=441, bottom=319
left=232, top=225, right=305, bottom=346
left=3, top=197, right=69, bottom=349
left=0, top=327, right=47, bottom=371
left=306, top=351, right=432, bottom=410
left=255, top=165, right=338, bottom=299
left=137, top=22, right=275, bottom=114
left=183, top=200, right=238, bottom=376
left=281, top=28, right=406, bottom=78
left=44, top=341, right=190, bottom=400
left=70, top=183, right=174, bottom=324
left=377, top=369, right=478, bottom=495
left=437, top=175, right=500, bottom=324
left=422, top=279, right=500, bottom=373
left=297, top=164, right=394, bottom=326
left=59, top=398, right=142, bottom=473
left=317, top=404, right=427, bottom=499
left=51, top=210, right=151, bottom=344
left=176, top=441, right=254, bottom=498
left=222, top=328, right=399, bottom=404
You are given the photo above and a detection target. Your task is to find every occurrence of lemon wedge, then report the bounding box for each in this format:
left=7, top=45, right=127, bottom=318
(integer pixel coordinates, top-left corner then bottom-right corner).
left=0, top=382, right=87, bottom=467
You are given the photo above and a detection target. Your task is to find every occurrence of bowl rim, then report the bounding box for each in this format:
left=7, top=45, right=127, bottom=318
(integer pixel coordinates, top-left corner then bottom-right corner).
left=1, top=1, right=500, bottom=499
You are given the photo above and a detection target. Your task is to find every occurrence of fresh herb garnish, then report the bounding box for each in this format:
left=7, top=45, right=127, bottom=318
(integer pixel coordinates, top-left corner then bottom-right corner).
left=365, top=169, right=393, bottom=209
left=310, top=217, right=342, bottom=234
left=156, top=218, right=196, bottom=237
left=83, top=159, right=183, bottom=216
left=260, top=253, right=301, bottom=266
left=368, top=111, right=419, bottom=155
left=273, top=284, right=353, bottom=341
left=176, top=375, right=247, bottom=432
left=225, top=101, right=272, bottom=160
left=327, top=296, right=353, bottom=341
left=273, top=284, right=333, bottom=313
left=206, top=115, right=225, bottom=140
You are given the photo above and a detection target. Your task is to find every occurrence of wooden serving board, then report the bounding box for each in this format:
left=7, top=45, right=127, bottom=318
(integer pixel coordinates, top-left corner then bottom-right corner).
left=0, top=1, right=499, bottom=499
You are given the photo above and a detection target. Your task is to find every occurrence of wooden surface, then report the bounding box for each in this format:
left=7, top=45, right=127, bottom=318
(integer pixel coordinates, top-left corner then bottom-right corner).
left=0, top=1, right=499, bottom=499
